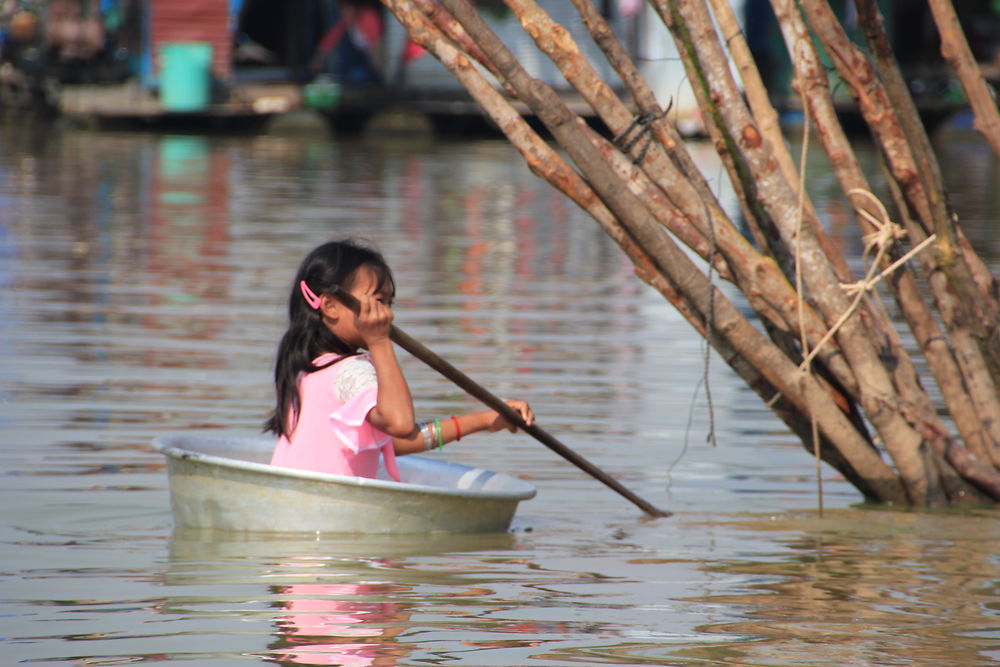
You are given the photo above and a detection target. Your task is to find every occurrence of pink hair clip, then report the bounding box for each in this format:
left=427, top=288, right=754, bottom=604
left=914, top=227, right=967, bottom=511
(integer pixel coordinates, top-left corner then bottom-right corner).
left=299, top=280, right=322, bottom=310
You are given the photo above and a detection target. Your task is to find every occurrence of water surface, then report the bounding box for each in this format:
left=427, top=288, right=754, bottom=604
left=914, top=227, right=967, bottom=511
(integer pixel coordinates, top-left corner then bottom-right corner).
left=1, top=121, right=998, bottom=666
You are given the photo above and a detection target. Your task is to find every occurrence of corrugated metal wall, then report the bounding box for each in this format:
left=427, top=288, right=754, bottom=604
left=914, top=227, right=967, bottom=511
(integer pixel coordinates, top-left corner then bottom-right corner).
left=150, top=0, right=233, bottom=81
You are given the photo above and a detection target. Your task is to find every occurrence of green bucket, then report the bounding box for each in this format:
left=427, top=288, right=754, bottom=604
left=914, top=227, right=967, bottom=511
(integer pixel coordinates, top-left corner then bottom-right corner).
left=159, top=42, right=212, bottom=112
left=303, top=81, right=342, bottom=111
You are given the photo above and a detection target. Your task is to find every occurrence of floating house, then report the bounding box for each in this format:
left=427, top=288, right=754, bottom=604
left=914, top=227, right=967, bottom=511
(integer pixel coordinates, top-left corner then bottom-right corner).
left=3, top=0, right=705, bottom=130
left=234, top=0, right=708, bottom=133
left=52, top=0, right=299, bottom=124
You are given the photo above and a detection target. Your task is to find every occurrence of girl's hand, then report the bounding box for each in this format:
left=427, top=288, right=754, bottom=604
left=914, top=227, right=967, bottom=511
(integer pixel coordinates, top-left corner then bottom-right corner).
left=485, top=399, right=535, bottom=433
left=354, top=292, right=393, bottom=348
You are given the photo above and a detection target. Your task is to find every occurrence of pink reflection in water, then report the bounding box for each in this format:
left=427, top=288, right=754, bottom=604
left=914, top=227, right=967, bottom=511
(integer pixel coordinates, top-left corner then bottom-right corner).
left=272, top=582, right=408, bottom=666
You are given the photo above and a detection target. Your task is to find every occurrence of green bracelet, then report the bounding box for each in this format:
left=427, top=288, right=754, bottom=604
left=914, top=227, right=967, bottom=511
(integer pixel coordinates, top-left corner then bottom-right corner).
left=434, top=417, right=444, bottom=450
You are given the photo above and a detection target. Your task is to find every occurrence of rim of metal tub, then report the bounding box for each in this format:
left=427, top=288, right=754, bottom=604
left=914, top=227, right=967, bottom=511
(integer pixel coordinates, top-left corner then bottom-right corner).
left=152, top=434, right=537, bottom=502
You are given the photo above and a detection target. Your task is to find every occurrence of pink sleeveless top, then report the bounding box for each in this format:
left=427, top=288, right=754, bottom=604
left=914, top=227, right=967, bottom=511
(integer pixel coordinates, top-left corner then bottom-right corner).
left=270, top=353, right=401, bottom=482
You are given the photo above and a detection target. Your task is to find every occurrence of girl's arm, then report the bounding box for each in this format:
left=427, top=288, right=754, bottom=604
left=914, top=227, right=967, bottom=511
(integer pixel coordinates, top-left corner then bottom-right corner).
left=366, top=338, right=418, bottom=438
left=354, top=294, right=418, bottom=439
left=392, top=400, right=534, bottom=455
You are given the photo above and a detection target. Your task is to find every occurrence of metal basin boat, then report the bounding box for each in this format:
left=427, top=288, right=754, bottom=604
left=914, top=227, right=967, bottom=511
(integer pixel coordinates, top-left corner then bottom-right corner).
left=153, top=432, right=536, bottom=534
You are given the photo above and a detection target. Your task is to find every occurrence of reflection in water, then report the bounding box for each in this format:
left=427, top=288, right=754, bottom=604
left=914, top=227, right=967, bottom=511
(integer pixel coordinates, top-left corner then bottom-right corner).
left=683, top=510, right=1000, bottom=666
left=166, top=531, right=524, bottom=666
left=149, top=135, right=230, bottom=303
left=160, top=509, right=1000, bottom=667
left=272, top=579, right=410, bottom=666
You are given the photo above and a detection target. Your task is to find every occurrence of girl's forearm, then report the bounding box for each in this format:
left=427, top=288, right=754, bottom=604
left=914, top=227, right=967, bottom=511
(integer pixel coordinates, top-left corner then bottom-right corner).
left=365, top=339, right=416, bottom=437
left=393, top=411, right=494, bottom=455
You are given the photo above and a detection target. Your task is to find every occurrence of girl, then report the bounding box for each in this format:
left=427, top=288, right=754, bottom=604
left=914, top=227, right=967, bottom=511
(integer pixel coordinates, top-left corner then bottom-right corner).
left=266, top=239, right=534, bottom=482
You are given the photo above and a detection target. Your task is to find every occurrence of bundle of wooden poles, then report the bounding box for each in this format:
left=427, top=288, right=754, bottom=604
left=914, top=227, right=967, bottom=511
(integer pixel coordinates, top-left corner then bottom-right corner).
left=380, top=0, right=1000, bottom=507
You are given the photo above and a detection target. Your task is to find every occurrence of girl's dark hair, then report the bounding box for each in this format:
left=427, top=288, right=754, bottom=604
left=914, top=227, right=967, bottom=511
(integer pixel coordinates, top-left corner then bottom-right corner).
left=264, top=239, right=395, bottom=438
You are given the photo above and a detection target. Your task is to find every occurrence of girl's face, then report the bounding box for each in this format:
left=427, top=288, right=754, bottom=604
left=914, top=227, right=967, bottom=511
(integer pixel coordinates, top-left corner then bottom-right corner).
left=325, top=265, right=393, bottom=349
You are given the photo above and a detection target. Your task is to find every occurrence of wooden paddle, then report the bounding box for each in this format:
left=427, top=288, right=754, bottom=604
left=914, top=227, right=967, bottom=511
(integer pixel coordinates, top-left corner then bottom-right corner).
left=331, top=287, right=670, bottom=518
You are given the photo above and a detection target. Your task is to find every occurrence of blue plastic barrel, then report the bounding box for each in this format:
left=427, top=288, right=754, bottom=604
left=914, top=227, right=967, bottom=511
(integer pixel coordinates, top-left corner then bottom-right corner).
left=158, top=42, right=212, bottom=112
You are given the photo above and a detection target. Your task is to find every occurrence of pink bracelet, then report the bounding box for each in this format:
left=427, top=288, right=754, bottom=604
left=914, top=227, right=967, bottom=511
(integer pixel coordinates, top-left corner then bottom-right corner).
left=450, top=415, right=462, bottom=441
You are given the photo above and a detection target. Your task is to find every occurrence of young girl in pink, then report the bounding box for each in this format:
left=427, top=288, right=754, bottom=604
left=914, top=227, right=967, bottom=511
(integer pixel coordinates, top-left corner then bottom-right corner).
left=266, top=240, right=534, bottom=481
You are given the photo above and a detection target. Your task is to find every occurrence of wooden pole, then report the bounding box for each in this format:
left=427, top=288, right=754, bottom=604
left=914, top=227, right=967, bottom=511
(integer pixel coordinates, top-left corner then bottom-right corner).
left=925, top=0, right=1000, bottom=157
left=436, top=0, right=910, bottom=504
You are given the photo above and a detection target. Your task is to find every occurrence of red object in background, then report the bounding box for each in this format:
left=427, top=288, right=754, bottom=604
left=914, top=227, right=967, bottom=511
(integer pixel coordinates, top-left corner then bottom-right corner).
left=351, top=4, right=384, bottom=48
left=401, top=39, right=425, bottom=63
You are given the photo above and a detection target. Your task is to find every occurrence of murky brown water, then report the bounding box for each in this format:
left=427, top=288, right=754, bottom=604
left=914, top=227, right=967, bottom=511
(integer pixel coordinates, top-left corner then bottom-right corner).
left=2, top=120, right=998, bottom=666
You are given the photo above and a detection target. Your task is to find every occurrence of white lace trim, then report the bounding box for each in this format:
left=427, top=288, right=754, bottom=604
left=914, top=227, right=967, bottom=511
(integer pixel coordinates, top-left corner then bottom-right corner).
left=334, top=356, right=378, bottom=404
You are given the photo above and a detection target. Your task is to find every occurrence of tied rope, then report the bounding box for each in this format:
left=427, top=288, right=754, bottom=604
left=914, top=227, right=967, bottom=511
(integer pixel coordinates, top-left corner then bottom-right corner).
left=788, top=116, right=936, bottom=515
left=797, top=189, right=937, bottom=372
